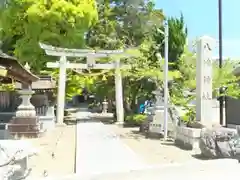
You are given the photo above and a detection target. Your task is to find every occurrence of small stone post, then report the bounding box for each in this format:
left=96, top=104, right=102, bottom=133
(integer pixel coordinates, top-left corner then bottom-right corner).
left=102, top=98, right=108, bottom=113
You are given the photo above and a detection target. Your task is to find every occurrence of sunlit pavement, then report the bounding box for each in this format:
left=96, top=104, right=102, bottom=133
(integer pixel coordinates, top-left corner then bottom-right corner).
left=75, top=107, right=147, bottom=175
left=45, top=158, right=239, bottom=180
left=73, top=105, right=240, bottom=179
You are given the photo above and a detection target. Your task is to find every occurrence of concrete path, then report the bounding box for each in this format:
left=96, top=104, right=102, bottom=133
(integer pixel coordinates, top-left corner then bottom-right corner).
left=50, top=159, right=239, bottom=180
left=75, top=106, right=147, bottom=175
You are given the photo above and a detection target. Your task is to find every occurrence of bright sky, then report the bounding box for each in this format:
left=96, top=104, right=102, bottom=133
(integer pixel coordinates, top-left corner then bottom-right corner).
left=155, top=0, right=240, bottom=58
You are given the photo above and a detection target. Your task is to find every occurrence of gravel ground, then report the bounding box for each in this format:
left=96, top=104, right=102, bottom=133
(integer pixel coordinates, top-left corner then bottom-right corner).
left=26, top=124, right=76, bottom=179
left=106, top=124, right=201, bottom=165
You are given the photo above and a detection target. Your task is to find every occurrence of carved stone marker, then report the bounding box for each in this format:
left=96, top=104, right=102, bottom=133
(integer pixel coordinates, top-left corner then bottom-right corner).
left=149, top=89, right=164, bottom=133
left=196, top=36, right=216, bottom=125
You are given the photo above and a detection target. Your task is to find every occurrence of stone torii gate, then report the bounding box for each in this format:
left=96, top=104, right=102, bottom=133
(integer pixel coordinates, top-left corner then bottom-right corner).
left=39, top=43, right=130, bottom=125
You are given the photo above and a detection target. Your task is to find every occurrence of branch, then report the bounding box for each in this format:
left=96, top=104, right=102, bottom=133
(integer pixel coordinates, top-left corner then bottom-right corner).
left=0, top=150, right=22, bottom=167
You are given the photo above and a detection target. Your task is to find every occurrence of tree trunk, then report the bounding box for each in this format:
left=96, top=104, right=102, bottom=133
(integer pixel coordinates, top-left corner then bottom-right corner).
left=124, top=97, right=131, bottom=115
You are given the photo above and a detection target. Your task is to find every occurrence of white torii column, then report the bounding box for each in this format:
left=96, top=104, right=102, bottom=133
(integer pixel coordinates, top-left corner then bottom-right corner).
left=115, top=59, right=124, bottom=124
left=40, top=43, right=130, bottom=124
left=57, top=56, right=67, bottom=125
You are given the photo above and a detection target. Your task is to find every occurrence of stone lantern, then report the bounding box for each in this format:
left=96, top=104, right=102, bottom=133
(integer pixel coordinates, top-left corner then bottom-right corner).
left=153, top=89, right=164, bottom=112
left=9, top=62, right=40, bottom=138
left=147, top=88, right=165, bottom=134
left=15, top=63, right=36, bottom=117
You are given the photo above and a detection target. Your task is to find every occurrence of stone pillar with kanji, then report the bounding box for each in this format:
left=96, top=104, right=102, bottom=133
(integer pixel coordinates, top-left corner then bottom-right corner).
left=196, top=36, right=218, bottom=125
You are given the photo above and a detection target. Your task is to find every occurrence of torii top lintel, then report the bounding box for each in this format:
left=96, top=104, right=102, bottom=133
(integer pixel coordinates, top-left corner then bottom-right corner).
left=39, top=43, right=129, bottom=57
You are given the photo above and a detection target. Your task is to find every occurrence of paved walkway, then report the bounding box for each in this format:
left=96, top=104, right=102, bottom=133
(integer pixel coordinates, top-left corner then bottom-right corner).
left=75, top=106, right=147, bottom=175
left=48, top=159, right=239, bottom=180
left=74, top=105, right=240, bottom=179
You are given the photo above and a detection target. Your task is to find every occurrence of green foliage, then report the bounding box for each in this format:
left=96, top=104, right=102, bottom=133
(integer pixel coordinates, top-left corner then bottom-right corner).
left=171, top=47, right=240, bottom=123
left=0, top=0, right=190, bottom=116
left=88, top=102, right=97, bottom=109
left=154, top=14, right=187, bottom=66
left=84, top=0, right=165, bottom=111
left=86, top=0, right=122, bottom=49
left=181, top=106, right=196, bottom=123
left=177, top=48, right=240, bottom=99
left=87, top=0, right=163, bottom=49
left=0, top=83, right=15, bottom=91
left=121, top=42, right=181, bottom=88
left=42, top=69, right=96, bottom=100
left=177, top=47, right=196, bottom=89
left=125, top=114, right=147, bottom=126
left=66, top=73, right=83, bottom=99
left=111, top=0, right=162, bottom=47
left=0, top=0, right=98, bottom=73
left=213, top=60, right=240, bottom=98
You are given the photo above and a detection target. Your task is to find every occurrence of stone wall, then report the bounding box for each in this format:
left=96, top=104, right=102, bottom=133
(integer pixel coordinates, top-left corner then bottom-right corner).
left=175, top=126, right=201, bottom=151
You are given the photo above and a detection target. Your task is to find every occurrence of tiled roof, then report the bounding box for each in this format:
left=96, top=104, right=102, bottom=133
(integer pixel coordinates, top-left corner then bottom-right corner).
left=0, top=52, right=39, bottom=83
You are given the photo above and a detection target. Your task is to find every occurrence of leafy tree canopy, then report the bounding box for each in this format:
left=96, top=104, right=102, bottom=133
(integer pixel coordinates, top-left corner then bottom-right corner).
left=0, top=0, right=98, bottom=72
left=154, top=13, right=187, bottom=67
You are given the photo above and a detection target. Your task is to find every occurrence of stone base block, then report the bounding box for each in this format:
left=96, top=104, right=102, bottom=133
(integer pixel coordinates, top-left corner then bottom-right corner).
left=148, top=110, right=175, bottom=135
left=39, top=116, right=55, bottom=131
left=8, top=117, right=40, bottom=138
left=175, top=126, right=201, bottom=151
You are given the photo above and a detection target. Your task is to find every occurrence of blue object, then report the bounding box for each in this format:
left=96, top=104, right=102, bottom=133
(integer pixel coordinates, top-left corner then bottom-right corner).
left=139, top=104, right=145, bottom=113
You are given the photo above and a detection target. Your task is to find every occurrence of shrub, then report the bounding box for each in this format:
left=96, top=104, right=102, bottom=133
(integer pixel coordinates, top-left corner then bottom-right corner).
left=180, top=106, right=196, bottom=124
left=132, top=114, right=147, bottom=123
left=88, top=103, right=96, bottom=109
left=125, top=114, right=147, bottom=126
